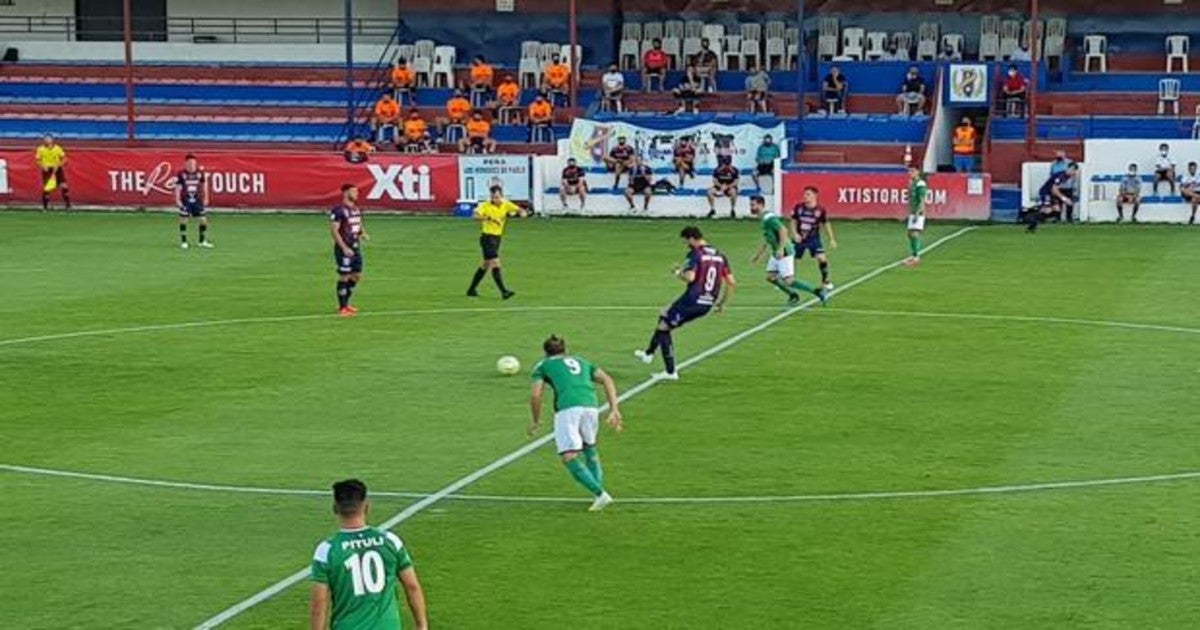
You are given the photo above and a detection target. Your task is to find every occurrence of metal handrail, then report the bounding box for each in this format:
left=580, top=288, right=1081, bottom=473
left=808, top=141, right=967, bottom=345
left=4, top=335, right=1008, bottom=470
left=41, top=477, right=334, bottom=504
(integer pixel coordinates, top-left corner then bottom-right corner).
left=335, top=25, right=404, bottom=149
left=0, top=15, right=397, bottom=43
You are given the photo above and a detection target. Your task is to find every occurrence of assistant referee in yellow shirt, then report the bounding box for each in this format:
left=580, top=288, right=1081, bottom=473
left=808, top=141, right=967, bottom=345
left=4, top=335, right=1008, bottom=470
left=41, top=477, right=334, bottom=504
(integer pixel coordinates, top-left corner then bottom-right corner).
left=467, top=185, right=527, bottom=299
left=35, top=134, right=71, bottom=211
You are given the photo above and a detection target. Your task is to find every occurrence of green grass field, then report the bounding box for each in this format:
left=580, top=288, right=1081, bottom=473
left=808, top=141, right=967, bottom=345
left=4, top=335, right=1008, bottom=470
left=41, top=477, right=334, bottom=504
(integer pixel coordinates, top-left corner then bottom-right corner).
left=1, top=211, right=1198, bottom=629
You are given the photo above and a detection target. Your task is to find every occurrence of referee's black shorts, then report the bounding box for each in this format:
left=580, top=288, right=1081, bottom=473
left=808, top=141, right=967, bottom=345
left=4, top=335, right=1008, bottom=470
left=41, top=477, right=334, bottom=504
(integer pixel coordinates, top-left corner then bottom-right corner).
left=480, top=234, right=502, bottom=260
left=41, top=167, right=67, bottom=185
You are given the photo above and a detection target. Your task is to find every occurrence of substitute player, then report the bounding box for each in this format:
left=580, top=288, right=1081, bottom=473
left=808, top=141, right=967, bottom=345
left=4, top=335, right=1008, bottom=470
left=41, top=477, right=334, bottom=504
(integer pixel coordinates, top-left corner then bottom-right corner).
left=904, top=166, right=927, bottom=265
left=706, top=162, right=740, bottom=218
left=35, top=135, right=71, bottom=211
left=749, top=195, right=825, bottom=306
left=635, top=226, right=736, bottom=380
left=331, top=184, right=369, bottom=316
left=792, top=186, right=837, bottom=290
left=528, top=334, right=622, bottom=512
left=624, top=156, right=654, bottom=212
left=467, top=185, right=526, bottom=299
left=310, top=479, right=428, bottom=630
left=176, top=154, right=213, bottom=249
left=559, top=157, right=588, bottom=211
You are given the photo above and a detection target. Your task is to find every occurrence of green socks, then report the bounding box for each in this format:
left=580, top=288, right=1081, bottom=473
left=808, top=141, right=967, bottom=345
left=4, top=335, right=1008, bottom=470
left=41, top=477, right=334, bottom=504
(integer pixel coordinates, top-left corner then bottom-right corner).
left=790, top=278, right=818, bottom=295
left=908, top=234, right=922, bottom=257
left=565, top=457, right=604, bottom=496
left=771, top=278, right=795, bottom=296
left=582, top=445, right=604, bottom=488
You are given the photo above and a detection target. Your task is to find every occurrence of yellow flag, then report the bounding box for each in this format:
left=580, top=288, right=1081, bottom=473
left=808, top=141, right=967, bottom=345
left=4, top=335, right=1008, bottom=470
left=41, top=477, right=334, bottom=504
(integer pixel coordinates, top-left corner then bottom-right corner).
left=43, top=174, right=57, bottom=193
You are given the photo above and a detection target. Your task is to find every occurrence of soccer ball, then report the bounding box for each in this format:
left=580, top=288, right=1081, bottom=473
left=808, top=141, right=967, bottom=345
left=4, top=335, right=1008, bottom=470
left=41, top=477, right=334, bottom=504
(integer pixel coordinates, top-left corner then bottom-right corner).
left=496, top=355, right=521, bottom=376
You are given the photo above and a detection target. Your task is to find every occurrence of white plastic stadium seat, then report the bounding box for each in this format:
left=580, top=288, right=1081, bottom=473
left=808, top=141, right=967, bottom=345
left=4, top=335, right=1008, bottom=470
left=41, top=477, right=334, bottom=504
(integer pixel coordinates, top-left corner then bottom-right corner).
left=664, top=20, right=684, bottom=40
left=942, top=34, right=964, bottom=59
left=660, top=37, right=682, bottom=69
left=765, top=36, right=786, bottom=70
left=1083, top=35, right=1107, bottom=73
left=619, top=37, right=641, bottom=70
left=999, top=20, right=1020, bottom=59
left=685, top=20, right=704, bottom=39
left=622, top=23, right=642, bottom=42
left=702, top=24, right=725, bottom=45
left=561, top=44, right=582, bottom=73
left=979, top=15, right=1001, bottom=61
left=1044, top=18, right=1067, bottom=66
left=413, top=39, right=435, bottom=60
left=841, top=27, right=865, bottom=61
left=411, top=56, right=432, bottom=87
left=1159, top=78, right=1181, bottom=116
left=865, top=31, right=888, bottom=61
left=741, top=23, right=761, bottom=43
left=765, top=20, right=785, bottom=42
left=916, top=22, right=939, bottom=61
left=642, top=21, right=664, bottom=43
left=395, top=44, right=416, bottom=63
left=518, top=57, right=540, bottom=88
left=723, top=34, right=743, bottom=70
left=817, top=17, right=839, bottom=61
left=1166, top=35, right=1189, bottom=73
left=740, top=39, right=761, bottom=70
left=892, top=32, right=913, bottom=60
left=539, top=42, right=560, bottom=66
left=1023, top=20, right=1044, bottom=57
left=682, top=37, right=702, bottom=63
left=431, top=46, right=456, bottom=88
left=520, top=40, right=541, bottom=60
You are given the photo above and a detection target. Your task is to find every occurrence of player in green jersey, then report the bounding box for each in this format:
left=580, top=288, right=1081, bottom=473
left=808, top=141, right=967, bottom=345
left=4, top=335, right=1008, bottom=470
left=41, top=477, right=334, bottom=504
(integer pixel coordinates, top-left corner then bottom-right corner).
left=905, top=166, right=928, bottom=266
left=529, top=334, right=623, bottom=512
left=748, top=195, right=826, bottom=306
left=310, top=479, right=429, bottom=630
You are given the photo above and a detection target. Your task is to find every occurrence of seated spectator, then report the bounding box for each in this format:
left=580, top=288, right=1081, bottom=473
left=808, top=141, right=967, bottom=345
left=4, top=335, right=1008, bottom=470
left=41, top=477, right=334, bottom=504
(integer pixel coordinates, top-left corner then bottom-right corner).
left=559, top=157, right=588, bottom=211
left=1117, top=163, right=1141, bottom=223
left=441, top=89, right=472, bottom=140
left=642, top=38, right=670, bottom=93
left=542, top=55, right=571, bottom=107
left=624, top=157, right=654, bottom=212
left=745, top=62, right=771, bottom=114
left=673, top=136, right=696, bottom=186
left=1050, top=150, right=1071, bottom=177
left=371, top=93, right=401, bottom=143
left=1026, top=162, right=1079, bottom=231
left=693, top=39, right=719, bottom=92
left=343, top=136, right=375, bottom=164
left=604, top=136, right=636, bottom=188
left=952, top=117, right=977, bottom=173
left=469, top=55, right=495, bottom=108
left=895, top=66, right=926, bottom=115
left=600, top=63, right=625, bottom=113
left=459, top=111, right=496, bottom=154
left=938, top=42, right=962, bottom=61
left=494, top=74, right=522, bottom=123
left=391, top=59, right=416, bottom=104
left=879, top=42, right=899, bottom=61
left=822, top=66, right=848, bottom=113
left=673, top=64, right=703, bottom=114
left=527, top=93, right=555, bottom=142
left=1001, top=65, right=1028, bottom=118
left=1182, top=161, right=1199, bottom=224
left=754, top=135, right=780, bottom=190
left=401, top=110, right=432, bottom=153
left=1009, top=41, right=1032, bottom=62
left=1153, top=143, right=1177, bottom=196
left=707, top=162, right=741, bottom=218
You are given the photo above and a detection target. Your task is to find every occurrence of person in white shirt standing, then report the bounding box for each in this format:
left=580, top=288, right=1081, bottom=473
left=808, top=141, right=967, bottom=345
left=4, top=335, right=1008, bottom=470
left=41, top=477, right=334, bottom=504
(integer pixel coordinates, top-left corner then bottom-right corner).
left=600, top=63, right=625, bottom=113
left=1153, top=143, right=1177, bottom=196
left=1181, top=161, right=1199, bottom=224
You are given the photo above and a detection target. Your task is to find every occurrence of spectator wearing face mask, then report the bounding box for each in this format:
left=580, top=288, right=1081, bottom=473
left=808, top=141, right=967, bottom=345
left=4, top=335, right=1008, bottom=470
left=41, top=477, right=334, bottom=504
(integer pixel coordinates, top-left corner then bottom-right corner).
left=1153, top=143, right=1177, bottom=196
left=895, top=66, right=926, bottom=115
left=1001, top=65, right=1029, bottom=118
left=1117, top=163, right=1142, bottom=223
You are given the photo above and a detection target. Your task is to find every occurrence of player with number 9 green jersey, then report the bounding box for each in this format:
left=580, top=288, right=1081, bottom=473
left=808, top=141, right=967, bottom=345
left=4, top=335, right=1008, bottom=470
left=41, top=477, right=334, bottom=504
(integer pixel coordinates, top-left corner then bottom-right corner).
left=311, top=527, right=414, bottom=630
left=531, top=355, right=599, bottom=411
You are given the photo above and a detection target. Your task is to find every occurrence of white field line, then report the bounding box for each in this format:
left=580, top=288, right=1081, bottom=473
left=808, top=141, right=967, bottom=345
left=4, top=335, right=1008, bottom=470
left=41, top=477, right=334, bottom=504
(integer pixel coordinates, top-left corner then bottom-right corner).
left=188, top=226, right=977, bottom=628
left=4, top=463, right=1198, bottom=505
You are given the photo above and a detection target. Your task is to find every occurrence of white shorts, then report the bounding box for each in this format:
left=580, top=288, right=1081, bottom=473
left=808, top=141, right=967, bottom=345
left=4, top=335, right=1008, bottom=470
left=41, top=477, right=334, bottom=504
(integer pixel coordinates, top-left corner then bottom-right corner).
left=765, top=254, right=795, bottom=277
left=907, top=215, right=926, bottom=231
left=554, top=406, right=599, bottom=453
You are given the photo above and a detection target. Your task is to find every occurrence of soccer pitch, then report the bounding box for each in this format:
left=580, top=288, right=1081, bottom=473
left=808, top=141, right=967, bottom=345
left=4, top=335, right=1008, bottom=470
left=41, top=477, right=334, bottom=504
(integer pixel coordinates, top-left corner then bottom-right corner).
left=1, top=212, right=1198, bottom=629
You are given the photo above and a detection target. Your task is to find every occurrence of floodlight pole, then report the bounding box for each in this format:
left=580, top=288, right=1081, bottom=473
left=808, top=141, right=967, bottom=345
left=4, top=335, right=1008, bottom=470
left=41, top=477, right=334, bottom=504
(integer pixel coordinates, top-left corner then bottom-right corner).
left=1026, top=0, right=1039, bottom=153
left=568, top=0, right=578, bottom=108
left=796, top=0, right=806, bottom=144
left=122, top=0, right=135, bottom=143
left=345, top=0, right=356, bottom=131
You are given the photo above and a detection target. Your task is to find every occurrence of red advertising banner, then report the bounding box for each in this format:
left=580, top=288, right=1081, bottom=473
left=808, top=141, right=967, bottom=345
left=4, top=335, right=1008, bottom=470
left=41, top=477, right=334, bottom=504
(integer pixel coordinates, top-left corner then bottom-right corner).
left=782, top=172, right=992, bottom=220
left=0, top=149, right=460, bottom=212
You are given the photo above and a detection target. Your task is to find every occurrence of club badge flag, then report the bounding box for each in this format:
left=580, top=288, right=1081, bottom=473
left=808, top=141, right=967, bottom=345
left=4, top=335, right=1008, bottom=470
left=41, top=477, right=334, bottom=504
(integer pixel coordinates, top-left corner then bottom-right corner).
left=947, top=64, right=989, bottom=104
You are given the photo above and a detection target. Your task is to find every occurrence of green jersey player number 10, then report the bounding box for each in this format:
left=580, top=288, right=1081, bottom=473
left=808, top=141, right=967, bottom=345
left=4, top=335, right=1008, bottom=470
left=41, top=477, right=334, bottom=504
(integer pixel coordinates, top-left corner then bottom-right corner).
left=345, top=550, right=387, bottom=595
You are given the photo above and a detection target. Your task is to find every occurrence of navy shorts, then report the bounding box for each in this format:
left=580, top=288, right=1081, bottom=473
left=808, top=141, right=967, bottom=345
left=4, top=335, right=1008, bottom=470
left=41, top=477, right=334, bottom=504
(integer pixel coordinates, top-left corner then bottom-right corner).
left=179, top=202, right=206, bottom=217
left=795, top=236, right=825, bottom=258
left=480, top=234, right=502, bottom=260
left=334, top=246, right=363, bottom=274
left=661, top=298, right=712, bottom=330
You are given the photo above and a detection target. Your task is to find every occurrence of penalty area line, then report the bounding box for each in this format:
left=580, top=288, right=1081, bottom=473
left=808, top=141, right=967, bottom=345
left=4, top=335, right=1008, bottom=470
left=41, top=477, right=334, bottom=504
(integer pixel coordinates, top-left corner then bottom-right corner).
left=190, top=226, right=977, bottom=629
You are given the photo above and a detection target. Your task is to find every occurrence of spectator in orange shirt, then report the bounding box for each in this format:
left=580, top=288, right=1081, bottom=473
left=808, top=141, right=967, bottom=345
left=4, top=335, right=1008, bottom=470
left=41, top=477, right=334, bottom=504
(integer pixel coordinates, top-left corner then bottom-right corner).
left=344, top=136, right=375, bottom=164
left=494, top=74, right=522, bottom=123
left=541, top=55, right=571, bottom=106
left=459, top=111, right=497, bottom=154
left=402, top=110, right=432, bottom=153
left=441, top=89, right=472, bottom=140
left=391, top=59, right=416, bottom=104
left=371, top=93, right=401, bottom=143
left=527, top=93, right=554, bottom=142
left=469, top=55, right=495, bottom=108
